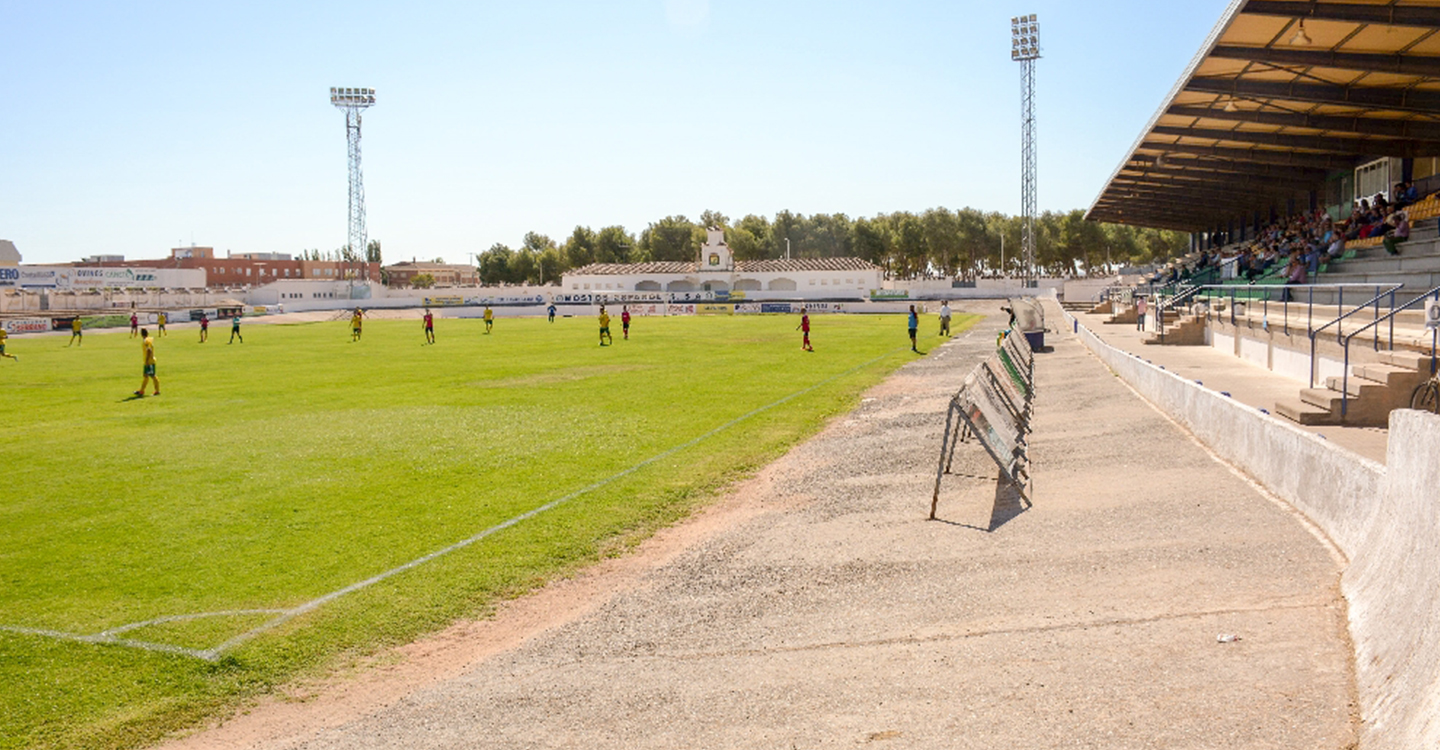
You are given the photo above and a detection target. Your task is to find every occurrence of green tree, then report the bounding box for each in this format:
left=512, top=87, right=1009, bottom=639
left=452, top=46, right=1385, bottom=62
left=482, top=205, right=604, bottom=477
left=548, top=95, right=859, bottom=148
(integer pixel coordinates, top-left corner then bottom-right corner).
left=563, top=226, right=597, bottom=269
left=410, top=273, right=435, bottom=289
left=921, top=208, right=961, bottom=276
left=366, top=239, right=382, bottom=264
left=850, top=217, right=889, bottom=266
left=731, top=214, right=773, bottom=260
left=804, top=213, right=852, bottom=258
left=523, top=232, right=555, bottom=254
left=772, top=210, right=802, bottom=259
left=594, top=226, right=635, bottom=264
left=537, top=247, right=563, bottom=285
left=893, top=213, right=927, bottom=278
left=639, top=216, right=698, bottom=262
left=478, top=243, right=512, bottom=285
left=511, top=249, right=538, bottom=285
left=698, top=209, right=729, bottom=229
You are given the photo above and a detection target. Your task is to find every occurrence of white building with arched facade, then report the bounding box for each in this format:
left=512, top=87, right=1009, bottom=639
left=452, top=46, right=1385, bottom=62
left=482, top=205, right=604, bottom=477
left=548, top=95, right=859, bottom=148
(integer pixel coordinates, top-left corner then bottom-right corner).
left=561, top=227, right=883, bottom=300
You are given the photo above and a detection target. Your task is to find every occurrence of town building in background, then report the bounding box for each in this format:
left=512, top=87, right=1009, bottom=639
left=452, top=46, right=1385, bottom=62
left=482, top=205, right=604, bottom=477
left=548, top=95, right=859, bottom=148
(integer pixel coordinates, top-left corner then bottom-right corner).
left=75, top=246, right=378, bottom=287
left=381, top=261, right=480, bottom=287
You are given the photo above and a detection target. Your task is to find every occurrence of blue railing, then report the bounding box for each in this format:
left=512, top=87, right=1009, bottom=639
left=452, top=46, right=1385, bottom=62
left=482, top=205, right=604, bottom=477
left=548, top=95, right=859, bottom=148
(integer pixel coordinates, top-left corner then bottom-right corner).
left=1334, top=286, right=1440, bottom=418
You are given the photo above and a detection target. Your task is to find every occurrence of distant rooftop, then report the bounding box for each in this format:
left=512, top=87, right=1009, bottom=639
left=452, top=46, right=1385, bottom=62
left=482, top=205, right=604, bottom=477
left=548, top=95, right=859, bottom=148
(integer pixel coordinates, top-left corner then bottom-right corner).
left=0, top=240, right=19, bottom=264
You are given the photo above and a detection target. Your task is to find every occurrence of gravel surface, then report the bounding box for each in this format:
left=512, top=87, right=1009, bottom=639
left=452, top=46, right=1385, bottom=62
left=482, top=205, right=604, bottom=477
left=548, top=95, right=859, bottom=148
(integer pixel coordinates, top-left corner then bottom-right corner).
left=168, top=302, right=1355, bottom=749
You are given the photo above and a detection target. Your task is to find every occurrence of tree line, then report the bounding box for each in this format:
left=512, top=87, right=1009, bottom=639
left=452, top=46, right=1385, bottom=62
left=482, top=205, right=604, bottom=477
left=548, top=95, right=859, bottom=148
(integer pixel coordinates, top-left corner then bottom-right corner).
left=465, top=208, right=1190, bottom=286
left=297, top=239, right=384, bottom=264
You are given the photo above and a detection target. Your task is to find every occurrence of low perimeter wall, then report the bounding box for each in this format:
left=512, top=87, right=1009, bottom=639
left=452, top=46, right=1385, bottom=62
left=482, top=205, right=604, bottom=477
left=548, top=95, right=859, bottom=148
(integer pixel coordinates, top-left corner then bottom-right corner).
left=1061, top=306, right=1440, bottom=750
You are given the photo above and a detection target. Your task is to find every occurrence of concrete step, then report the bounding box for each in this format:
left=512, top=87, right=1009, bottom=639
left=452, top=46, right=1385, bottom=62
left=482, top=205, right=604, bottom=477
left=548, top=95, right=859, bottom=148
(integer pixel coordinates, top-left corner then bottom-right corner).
left=1328, top=252, right=1440, bottom=275
left=1325, top=374, right=1388, bottom=398
left=1300, top=387, right=1345, bottom=411
left=1354, top=362, right=1431, bottom=388
left=1380, top=350, right=1439, bottom=372
left=1274, top=398, right=1337, bottom=425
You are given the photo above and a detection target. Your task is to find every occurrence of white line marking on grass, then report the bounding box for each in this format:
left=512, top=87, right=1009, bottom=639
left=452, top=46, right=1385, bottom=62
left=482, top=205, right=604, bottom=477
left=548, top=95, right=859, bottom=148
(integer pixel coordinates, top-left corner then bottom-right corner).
left=2, top=349, right=905, bottom=661
left=0, top=610, right=288, bottom=660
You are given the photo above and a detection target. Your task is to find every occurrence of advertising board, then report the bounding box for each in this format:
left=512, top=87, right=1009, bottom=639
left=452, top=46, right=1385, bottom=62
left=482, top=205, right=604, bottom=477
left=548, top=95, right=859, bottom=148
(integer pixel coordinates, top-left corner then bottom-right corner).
left=958, top=369, right=1020, bottom=463
left=870, top=289, right=909, bottom=300
left=0, top=267, right=17, bottom=288
left=10, top=266, right=204, bottom=290
left=760, top=302, right=793, bottom=314
left=423, top=296, right=465, bottom=307
left=696, top=303, right=733, bottom=315
left=2, top=318, right=50, bottom=334
left=19, top=268, right=61, bottom=288
left=466, top=294, right=545, bottom=306
left=666, top=304, right=697, bottom=316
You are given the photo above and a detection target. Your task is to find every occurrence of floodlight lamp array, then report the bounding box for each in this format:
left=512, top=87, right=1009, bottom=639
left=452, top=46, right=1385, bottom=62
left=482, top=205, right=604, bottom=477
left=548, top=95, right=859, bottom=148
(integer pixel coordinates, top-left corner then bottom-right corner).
left=1011, top=14, right=1040, bottom=61
left=330, top=87, right=376, bottom=107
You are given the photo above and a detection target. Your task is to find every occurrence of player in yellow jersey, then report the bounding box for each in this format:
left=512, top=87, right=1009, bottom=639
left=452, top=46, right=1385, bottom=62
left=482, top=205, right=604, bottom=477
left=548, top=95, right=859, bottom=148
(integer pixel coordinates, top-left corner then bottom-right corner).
left=483, top=305, right=494, bottom=334
left=350, top=308, right=364, bottom=342
left=68, top=316, right=83, bottom=346
left=598, top=305, right=612, bottom=346
left=157, top=311, right=168, bottom=336
left=0, top=327, right=17, bottom=362
left=134, top=328, right=159, bottom=397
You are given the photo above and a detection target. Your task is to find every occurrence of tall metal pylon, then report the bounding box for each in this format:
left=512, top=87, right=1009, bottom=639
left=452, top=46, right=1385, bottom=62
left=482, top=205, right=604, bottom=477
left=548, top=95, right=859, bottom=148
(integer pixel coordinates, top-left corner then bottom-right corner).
left=1011, top=15, right=1040, bottom=286
left=330, top=87, right=375, bottom=283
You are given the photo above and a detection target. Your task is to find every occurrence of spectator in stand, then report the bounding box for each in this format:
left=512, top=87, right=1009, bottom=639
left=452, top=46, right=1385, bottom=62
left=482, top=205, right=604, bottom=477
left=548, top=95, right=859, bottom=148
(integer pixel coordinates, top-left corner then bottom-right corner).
left=1383, top=210, right=1410, bottom=256
left=1281, top=251, right=1308, bottom=302
left=1395, top=181, right=1420, bottom=209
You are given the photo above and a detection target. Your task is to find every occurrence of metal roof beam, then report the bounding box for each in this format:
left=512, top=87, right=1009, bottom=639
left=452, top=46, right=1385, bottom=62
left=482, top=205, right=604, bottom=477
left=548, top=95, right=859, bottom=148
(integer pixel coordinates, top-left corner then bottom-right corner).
left=1241, top=1, right=1440, bottom=29
left=1089, top=212, right=1212, bottom=229
left=1109, top=179, right=1304, bottom=201
left=1188, top=77, right=1440, bottom=115
left=1087, top=203, right=1221, bottom=221
left=1165, top=104, right=1440, bottom=142
left=1129, top=155, right=1330, bottom=181
left=1114, top=168, right=1320, bottom=191
left=1085, top=214, right=1205, bottom=231
left=1094, top=196, right=1278, bottom=216
left=1149, top=124, right=1438, bottom=158
left=1210, top=45, right=1440, bottom=78
left=1140, top=141, right=1356, bottom=170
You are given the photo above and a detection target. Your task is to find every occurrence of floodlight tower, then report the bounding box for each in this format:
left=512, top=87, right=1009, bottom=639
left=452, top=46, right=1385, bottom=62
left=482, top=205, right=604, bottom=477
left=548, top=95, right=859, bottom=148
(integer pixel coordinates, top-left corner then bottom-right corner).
left=330, top=87, right=376, bottom=283
left=1011, top=15, right=1040, bottom=287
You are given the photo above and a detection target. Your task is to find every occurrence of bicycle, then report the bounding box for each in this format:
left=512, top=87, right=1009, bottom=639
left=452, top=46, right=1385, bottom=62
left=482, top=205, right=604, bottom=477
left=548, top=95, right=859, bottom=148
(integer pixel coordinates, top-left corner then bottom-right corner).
left=1412, top=371, right=1440, bottom=414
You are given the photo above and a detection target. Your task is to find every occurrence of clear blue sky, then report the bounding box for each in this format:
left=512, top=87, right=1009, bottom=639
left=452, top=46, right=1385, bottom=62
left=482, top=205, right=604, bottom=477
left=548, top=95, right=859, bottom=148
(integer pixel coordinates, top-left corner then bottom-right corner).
left=1, top=0, right=1230, bottom=265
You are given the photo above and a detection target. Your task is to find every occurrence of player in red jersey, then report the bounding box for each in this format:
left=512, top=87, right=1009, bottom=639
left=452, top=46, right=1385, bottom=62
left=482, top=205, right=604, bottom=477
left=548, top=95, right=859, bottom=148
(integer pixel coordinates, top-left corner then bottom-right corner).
left=796, top=307, right=813, bottom=351
left=423, top=308, right=435, bottom=344
left=621, top=306, right=632, bottom=340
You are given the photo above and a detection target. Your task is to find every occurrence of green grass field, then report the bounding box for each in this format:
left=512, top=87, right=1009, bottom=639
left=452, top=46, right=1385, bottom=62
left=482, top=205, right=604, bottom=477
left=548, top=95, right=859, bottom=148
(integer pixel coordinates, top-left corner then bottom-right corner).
left=0, top=311, right=975, bottom=749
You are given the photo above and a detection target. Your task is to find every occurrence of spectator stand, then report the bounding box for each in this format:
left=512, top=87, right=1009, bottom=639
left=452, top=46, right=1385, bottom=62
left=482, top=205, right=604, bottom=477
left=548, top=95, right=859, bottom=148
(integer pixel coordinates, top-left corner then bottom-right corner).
left=930, top=329, right=1035, bottom=520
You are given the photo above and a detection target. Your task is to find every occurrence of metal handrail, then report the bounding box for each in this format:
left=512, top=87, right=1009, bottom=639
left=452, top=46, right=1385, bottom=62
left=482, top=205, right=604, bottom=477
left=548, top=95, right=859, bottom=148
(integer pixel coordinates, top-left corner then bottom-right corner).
left=1306, top=284, right=1405, bottom=387
left=1335, top=286, right=1440, bottom=418
left=1166, top=282, right=1399, bottom=360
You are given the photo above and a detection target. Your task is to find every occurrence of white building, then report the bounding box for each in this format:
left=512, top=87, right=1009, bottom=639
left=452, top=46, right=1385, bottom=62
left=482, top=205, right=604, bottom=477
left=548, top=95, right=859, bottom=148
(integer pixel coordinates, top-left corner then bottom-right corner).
left=561, top=228, right=883, bottom=300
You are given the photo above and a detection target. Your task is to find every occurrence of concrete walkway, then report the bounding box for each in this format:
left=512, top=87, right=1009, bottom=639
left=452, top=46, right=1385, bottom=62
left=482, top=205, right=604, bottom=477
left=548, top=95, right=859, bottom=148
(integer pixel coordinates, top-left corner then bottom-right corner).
left=1074, top=310, right=1391, bottom=463
left=169, top=310, right=1356, bottom=749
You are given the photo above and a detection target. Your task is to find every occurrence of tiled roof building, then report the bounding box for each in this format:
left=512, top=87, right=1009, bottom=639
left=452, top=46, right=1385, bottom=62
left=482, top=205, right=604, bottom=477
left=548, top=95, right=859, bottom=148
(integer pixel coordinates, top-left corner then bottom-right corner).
left=562, top=229, right=883, bottom=299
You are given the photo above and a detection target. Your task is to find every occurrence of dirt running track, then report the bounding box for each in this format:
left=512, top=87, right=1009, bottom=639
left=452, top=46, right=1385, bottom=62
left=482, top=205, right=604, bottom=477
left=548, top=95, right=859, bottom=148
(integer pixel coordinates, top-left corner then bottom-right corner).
left=165, top=306, right=1355, bottom=749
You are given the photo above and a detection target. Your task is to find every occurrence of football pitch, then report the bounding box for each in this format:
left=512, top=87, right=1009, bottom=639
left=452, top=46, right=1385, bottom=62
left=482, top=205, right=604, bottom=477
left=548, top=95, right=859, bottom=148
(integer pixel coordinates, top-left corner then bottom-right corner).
left=0, top=311, right=975, bottom=749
